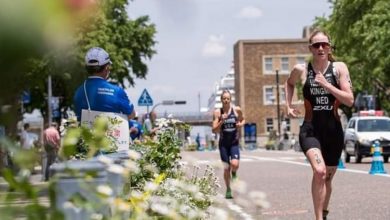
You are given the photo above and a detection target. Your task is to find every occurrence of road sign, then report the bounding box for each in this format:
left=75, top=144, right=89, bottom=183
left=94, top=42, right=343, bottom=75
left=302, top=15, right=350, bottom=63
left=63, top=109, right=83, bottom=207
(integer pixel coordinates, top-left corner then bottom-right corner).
left=21, top=91, right=31, bottom=104
left=138, top=89, right=153, bottom=106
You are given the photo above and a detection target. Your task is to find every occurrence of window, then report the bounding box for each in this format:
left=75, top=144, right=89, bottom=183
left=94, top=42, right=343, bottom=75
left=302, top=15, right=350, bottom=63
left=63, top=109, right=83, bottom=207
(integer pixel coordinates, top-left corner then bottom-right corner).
left=281, top=57, right=289, bottom=72
left=348, top=120, right=355, bottom=129
left=264, top=86, right=285, bottom=105
left=264, top=86, right=275, bottom=104
left=284, top=118, right=291, bottom=131
left=266, top=118, right=274, bottom=132
left=279, top=87, right=286, bottom=104
left=297, top=57, right=306, bottom=64
left=265, top=57, right=273, bottom=72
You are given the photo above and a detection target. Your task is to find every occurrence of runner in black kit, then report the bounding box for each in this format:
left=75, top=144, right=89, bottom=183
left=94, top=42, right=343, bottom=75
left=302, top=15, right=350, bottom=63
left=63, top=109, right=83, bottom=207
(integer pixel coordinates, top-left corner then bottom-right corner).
left=212, top=90, right=245, bottom=199
left=285, top=30, right=354, bottom=220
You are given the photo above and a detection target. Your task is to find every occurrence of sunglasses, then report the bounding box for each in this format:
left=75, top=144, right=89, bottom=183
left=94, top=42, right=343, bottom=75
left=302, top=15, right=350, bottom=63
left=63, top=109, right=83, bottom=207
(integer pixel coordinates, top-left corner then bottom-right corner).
left=310, top=42, right=330, bottom=49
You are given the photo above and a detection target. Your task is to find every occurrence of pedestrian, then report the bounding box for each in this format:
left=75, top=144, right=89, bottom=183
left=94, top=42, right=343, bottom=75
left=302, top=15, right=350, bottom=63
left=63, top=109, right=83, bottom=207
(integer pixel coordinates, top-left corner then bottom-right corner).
left=43, top=122, right=61, bottom=181
left=195, top=133, right=201, bottom=150
left=20, top=123, right=34, bottom=150
left=142, top=111, right=158, bottom=138
left=212, top=90, right=245, bottom=199
left=73, top=47, right=135, bottom=121
left=284, top=30, right=354, bottom=220
left=129, top=112, right=143, bottom=141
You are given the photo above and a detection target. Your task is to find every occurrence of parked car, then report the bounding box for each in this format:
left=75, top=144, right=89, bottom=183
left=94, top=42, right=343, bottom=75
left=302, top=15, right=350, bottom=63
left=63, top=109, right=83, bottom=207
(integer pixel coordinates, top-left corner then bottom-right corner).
left=344, top=113, right=390, bottom=163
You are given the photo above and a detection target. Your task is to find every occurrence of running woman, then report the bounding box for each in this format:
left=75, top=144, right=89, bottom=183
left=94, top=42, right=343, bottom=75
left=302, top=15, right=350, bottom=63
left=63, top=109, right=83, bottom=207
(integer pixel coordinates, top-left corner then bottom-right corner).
left=212, top=90, right=245, bottom=199
left=285, top=30, right=354, bottom=220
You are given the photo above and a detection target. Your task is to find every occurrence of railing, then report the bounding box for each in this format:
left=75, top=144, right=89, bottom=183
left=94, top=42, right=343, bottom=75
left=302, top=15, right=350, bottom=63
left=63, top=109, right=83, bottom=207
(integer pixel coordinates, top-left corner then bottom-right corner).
left=156, top=112, right=213, bottom=125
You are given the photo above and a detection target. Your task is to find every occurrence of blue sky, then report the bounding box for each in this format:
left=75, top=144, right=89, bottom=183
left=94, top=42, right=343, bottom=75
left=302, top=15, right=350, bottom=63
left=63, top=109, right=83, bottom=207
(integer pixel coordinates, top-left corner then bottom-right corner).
left=125, top=0, right=332, bottom=114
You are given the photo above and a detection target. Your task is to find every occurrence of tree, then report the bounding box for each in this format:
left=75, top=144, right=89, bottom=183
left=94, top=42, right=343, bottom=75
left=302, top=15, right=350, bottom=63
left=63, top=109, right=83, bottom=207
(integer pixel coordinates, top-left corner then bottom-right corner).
left=314, top=0, right=390, bottom=113
left=0, top=0, right=156, bottom=135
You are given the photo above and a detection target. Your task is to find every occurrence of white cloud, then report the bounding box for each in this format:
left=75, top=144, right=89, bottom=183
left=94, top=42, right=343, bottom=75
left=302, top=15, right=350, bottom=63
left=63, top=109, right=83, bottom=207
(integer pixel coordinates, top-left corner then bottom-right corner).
left=237, top=6, right=263, bottom=19
left=202, top=35, right=226, bottom=57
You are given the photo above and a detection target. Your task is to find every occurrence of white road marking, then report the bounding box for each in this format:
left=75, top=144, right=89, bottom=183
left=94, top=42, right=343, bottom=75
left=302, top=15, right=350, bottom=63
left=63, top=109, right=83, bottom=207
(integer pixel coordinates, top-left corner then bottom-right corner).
left=242, top=154, right=390, bottom=178
left=225, top=200, right=254, bottom=220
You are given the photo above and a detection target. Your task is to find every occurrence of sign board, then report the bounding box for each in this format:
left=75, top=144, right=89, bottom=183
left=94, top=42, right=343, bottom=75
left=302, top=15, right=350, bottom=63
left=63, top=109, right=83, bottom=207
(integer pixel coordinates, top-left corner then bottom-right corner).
left=51, top=97, right=60, bottom=118
left=21, top=91, right=31, bottom=104
left=137, top=89, right=153, bottom=106
left=244, top=123, right=257, bottom=144
left=81, top=110, right=130, bottom=152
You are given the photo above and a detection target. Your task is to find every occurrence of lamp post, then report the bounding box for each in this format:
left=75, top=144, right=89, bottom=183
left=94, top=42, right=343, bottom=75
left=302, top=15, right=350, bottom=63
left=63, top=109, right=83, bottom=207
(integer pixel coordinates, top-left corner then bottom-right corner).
left=48, top=75, right=53, bottom=124
left=276, top=69, right=281, bottom=138
left=151, top=100, right=187, bottom=113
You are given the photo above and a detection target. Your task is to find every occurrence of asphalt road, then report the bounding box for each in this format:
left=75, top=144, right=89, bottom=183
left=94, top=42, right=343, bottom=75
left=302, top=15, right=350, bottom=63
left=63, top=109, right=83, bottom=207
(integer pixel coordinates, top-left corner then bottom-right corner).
left=180, top=149, right=390, bottom=220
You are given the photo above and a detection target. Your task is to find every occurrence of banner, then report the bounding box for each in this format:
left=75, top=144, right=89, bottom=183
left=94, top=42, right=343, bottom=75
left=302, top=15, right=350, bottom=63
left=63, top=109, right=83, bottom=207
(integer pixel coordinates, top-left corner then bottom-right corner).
left=81, top=109, right=129, bottom=151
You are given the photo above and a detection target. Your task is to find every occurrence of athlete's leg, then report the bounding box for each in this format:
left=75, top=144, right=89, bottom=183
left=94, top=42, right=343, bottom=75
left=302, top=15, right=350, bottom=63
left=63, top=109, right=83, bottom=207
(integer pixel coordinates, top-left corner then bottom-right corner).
left=230, top=145, right=240, bottom=177
left=306, top=148, right=327, bottom=220
left=219, top=146, right=232, bottom=198
left=323, top=166, right=337, bottom=219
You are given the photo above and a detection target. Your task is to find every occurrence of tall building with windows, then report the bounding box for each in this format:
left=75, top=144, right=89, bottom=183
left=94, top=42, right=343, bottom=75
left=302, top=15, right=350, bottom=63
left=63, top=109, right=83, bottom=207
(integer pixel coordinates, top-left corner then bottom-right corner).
left=234, top=38, right=310, bottom=145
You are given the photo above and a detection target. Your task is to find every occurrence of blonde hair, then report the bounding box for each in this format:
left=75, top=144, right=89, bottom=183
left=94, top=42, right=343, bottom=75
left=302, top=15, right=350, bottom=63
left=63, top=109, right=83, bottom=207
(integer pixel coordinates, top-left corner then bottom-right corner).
left=309, top=30, right=335, bottom=62
left=220, top=90, right=231, bottom=101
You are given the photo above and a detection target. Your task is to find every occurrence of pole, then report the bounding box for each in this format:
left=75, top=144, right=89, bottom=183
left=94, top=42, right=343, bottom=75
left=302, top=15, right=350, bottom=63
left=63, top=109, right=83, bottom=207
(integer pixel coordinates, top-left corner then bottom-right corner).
left=276, top=69, right=280, bottom=138
left=198, top=92, right=201, bottom=113
left=48, top=75, right=52, bottom=125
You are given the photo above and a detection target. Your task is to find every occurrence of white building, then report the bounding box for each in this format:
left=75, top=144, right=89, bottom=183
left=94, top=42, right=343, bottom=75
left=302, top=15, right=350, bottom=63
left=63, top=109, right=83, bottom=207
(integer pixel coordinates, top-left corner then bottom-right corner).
left=207, top=67, right=236, bottom=111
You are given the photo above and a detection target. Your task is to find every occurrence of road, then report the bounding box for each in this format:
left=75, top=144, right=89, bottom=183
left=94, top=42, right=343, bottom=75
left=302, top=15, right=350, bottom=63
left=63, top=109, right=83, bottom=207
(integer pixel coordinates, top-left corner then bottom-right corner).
left=180, top=149, right=390, bottom=220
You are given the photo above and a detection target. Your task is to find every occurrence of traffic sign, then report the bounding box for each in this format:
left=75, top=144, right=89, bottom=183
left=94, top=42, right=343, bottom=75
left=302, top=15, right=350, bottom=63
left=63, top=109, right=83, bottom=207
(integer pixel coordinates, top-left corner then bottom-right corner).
left=138, top=89, right=153, bottom=106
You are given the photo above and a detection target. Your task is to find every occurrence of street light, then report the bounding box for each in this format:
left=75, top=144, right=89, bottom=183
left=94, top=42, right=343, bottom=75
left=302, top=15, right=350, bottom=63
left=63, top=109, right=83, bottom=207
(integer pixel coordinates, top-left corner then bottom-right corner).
left=275, top=69, right=281, bottom=138
left=151, top=100, right=187, bottom=113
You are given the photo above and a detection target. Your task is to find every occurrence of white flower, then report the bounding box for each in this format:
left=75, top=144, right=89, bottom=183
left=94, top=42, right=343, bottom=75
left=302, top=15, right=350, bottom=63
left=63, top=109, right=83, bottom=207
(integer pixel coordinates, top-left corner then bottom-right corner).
left=63, top=201, right=76, bottom=209
left=90, top=213, right=103, bottom=220
left=209, top=207, right=228, bottom=219
left=185, top=184, right=199, bottom=194
left=249, top=191, right=270, bottom=209
left=151, top=203, right=170, bottom=215
left=144, top=182, right=158, bottom=191
left=231, top=180, right=247, bottom=194
left=123, top=160, right=140, bottom=173
left=127, top=150, right=141, bottom=160
left=96, top=185, right=113, bottom=196
left=97, top=155, right=113, bottom=165
left=107, top=164, right=125, bottom=175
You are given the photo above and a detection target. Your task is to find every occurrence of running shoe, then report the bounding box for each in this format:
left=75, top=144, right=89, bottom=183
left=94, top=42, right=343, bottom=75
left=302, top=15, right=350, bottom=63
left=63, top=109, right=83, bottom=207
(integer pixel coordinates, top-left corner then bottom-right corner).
left=323, top=210, right=329, bottom=220
left=225, top=188, right=233, bottom=199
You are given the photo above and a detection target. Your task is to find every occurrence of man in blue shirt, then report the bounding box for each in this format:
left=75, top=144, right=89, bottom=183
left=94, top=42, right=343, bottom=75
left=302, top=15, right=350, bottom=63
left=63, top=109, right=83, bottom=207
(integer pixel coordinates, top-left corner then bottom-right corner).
left=73, top=47, right=135, bottom=121
left=129, top=119, right=143, bottom=141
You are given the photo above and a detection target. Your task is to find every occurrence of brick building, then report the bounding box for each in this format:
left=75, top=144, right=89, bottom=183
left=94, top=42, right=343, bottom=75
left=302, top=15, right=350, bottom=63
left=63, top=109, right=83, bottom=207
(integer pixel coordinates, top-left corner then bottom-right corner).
left=234, top=38, right=310, bottom=146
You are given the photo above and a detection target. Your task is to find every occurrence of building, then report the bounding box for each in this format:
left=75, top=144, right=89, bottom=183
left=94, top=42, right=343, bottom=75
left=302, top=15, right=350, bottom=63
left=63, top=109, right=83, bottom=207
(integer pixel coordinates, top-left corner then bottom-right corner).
left=207, top=67, right=236, bottom=111
left=234, top=37, right=310, bottom=145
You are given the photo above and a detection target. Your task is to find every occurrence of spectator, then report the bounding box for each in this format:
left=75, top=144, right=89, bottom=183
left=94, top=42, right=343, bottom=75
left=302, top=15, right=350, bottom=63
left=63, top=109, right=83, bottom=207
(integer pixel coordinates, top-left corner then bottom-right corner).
left=142, top=111, right=158, bottom=137
left=129, top=113, right=143, bottom=141
left=43, top=122, right=60, bottom=181
left=195, top=133, right=201, bottom=150
left=20, top=123, right=33, bottom=150
left=73, top=47, right=135, bottom=121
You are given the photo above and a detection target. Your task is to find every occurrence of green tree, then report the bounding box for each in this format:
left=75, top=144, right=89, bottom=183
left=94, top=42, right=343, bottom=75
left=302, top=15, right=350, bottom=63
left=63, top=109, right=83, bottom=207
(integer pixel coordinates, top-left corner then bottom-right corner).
left=314, top=0, right=390, bottom=113
left=0, top=0, right=156, bottom=135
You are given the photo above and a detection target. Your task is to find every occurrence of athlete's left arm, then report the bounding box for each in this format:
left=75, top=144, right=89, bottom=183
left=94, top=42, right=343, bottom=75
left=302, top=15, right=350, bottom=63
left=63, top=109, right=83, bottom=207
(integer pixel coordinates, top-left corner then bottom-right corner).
left=235, top=106, right=245, bottom=128
left=318, top=62, right=354, bottom=107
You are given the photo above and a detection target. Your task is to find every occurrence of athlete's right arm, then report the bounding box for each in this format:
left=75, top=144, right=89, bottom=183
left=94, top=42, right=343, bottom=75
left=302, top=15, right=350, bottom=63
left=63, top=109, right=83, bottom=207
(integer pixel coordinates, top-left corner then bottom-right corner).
left=212, top=109, right=222, bottom=133
left=285, top=64, right=304, bottom=118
